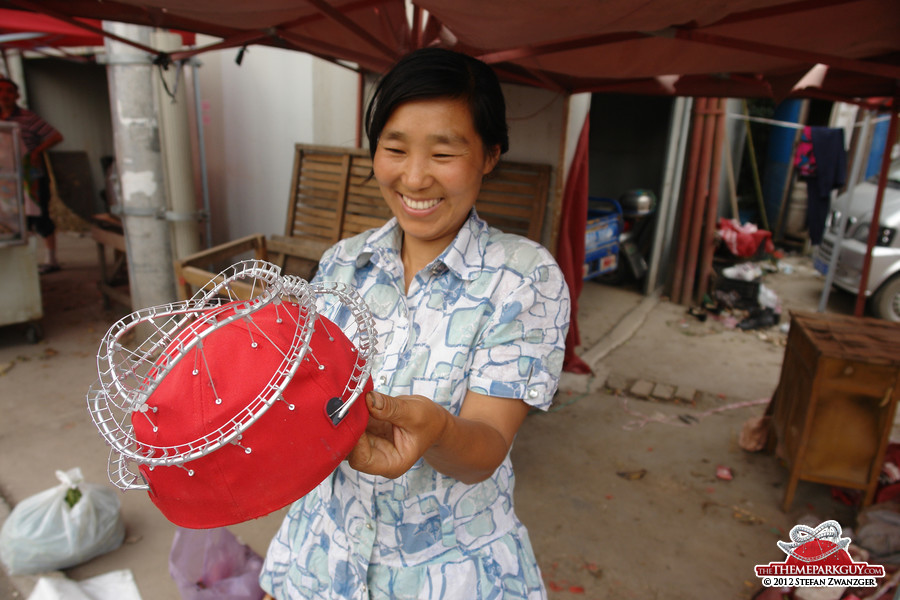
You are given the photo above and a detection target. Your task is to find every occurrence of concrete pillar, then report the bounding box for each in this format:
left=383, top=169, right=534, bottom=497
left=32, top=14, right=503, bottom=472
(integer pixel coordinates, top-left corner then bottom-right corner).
left=103, top=22, right=176, bottom=309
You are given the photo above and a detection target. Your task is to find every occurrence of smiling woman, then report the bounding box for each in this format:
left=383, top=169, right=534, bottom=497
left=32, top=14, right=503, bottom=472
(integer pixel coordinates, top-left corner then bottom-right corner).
left=259, top=48, right=571, bottom=600
left=373, top=98, right=500, bottom=285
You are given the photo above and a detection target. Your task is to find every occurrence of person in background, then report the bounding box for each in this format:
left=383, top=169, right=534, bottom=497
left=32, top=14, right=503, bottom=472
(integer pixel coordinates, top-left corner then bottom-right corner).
left=0, top=77, right=64, bottom=274
left=260, top=48, right=570, bottom=599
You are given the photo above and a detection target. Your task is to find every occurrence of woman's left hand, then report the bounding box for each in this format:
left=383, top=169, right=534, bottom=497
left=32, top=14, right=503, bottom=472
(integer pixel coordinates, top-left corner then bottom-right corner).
left=347, top=391, right=449, bottom=479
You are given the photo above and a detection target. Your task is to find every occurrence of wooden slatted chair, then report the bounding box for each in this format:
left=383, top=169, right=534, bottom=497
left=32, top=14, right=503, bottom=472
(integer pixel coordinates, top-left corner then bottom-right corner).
left=174, top=144, right=551, bottom=300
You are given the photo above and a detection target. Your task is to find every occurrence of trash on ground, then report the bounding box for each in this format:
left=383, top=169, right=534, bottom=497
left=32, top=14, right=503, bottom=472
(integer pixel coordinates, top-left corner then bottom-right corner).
left=855, top=502, right=900, bottom=564
left=738, top=307, right=781, bottom=331
left=169, top=526, right=265, bottom=600
left=616, top=469, right=647, bottom=481
left=27, top=570, right=142, bottom=600
left=731, top=506, right=765, bottom=525
left=684, top=261, right=785, bottom=337
left=723, top=262, right=765, bottom=281
left=739, top=414, right=771, bottom=452
left=0, top=467, right=125, bottom=575
left=716, top=465, right=734, bottom=481
left=716, top=218, right=775, bottom=258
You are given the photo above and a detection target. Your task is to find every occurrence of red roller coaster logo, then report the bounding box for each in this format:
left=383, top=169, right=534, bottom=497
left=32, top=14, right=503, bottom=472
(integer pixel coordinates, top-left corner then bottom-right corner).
left=755, top=520, right=885, bottom=588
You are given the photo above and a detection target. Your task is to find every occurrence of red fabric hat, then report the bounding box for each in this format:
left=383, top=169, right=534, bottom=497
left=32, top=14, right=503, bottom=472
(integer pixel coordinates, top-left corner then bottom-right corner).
left=130, top=300, right=371, bottom=529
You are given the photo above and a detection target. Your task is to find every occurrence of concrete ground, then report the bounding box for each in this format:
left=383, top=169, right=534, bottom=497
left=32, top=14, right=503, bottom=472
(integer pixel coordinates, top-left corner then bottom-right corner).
left=0, top=232, right=890, bottom=599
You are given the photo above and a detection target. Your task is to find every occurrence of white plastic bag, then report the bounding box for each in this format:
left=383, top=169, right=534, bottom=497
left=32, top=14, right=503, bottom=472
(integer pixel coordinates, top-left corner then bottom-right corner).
left=0, top=468, right=126, bottom=575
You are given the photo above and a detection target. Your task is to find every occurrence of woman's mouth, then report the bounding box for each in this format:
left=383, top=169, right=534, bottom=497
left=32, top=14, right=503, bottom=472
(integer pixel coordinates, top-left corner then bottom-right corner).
left=400, top=194, right=441, bottom=210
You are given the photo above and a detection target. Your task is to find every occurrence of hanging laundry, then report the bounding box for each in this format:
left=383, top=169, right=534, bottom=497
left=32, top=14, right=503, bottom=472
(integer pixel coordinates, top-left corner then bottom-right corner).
left=793, top=126, right=816, bottom=177
left=797, top=126, right=847, bottom=245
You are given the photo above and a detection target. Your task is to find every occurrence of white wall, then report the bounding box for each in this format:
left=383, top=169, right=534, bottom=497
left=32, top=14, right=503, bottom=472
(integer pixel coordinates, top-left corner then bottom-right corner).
left=500, top=84, right=573, bottom=250
left=197, top=38, right=357, bottom=244
left=195, top=41, right=575, bottom=252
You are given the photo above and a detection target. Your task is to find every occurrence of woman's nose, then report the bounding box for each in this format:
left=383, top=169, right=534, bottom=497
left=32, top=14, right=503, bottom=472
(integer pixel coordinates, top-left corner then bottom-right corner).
left=401, top=155, right=432, bottom=190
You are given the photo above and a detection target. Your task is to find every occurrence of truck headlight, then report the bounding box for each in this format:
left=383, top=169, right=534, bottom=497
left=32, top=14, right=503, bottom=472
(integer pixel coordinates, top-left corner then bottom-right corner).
left=851, top=223, right=896, bottom=246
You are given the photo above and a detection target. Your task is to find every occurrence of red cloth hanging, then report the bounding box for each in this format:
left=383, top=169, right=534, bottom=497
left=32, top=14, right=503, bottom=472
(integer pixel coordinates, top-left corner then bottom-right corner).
left=558, top=115, right=592, bottom=374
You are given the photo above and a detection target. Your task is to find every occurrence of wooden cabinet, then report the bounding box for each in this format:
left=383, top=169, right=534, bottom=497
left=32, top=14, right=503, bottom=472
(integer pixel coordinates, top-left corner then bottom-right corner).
left=771, top=311, right=900, bottom=511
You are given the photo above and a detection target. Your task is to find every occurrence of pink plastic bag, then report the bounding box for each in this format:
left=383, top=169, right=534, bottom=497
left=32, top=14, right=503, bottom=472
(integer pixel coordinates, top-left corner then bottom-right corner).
left=168, top=527, right=265, bottom=600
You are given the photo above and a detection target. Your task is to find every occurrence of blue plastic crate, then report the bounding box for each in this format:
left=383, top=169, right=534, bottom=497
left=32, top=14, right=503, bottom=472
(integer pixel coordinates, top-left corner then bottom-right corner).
left=583, top=197, right=622, bottom=280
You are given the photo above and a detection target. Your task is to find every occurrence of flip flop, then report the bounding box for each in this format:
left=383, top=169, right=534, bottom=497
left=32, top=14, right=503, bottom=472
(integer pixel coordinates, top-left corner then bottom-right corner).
left=39, top=264, right=61, bottom=275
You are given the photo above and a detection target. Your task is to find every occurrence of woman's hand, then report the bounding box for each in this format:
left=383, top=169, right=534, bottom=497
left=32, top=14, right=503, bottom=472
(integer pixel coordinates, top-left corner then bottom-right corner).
left=347, top=389, right=530, bottom=483
left=347, top=392, right=449, bottom=479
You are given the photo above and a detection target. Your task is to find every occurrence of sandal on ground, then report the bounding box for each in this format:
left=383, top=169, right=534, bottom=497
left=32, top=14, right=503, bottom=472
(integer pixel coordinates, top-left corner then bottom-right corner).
left=38, top=264, right=61, bottom=275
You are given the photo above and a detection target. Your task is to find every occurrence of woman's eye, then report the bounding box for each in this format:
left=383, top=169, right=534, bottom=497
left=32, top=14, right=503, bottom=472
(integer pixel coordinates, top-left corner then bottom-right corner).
left=384, top=146, right=405, bottom=155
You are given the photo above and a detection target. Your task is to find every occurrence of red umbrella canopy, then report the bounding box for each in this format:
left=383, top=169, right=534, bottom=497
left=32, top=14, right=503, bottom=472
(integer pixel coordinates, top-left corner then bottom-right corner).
left=0, top=9, right=105, bottom=48
left=0, top=0, right=897, bottom=102
left=0, top=0, right=407, bottom=73
left=0, top=7, right=195, bottom=50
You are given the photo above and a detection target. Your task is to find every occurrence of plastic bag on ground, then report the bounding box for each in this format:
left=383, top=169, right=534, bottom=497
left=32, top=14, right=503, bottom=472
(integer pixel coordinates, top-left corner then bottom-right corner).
left=27, top=570, right=142, bottom=600
left=168, top=527, right=264, bottom=600
left=0, top=468, right=125, bottom=575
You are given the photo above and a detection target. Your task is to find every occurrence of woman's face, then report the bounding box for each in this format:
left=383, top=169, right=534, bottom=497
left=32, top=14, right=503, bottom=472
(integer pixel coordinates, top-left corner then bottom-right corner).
left=373, top=97, right=499, bottom=254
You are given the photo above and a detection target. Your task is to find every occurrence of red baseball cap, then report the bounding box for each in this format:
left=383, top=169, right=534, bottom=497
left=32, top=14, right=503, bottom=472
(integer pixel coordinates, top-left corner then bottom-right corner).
left=127, top=299, right=371, bottom=529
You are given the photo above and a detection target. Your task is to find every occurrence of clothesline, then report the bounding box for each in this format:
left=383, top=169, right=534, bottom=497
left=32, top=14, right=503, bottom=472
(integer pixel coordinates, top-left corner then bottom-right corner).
left=726, top=112, right=891, bottom=130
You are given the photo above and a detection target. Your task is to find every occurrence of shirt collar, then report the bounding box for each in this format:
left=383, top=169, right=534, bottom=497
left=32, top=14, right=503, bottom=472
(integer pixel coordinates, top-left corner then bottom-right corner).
left=357, top=210, right=488, bottom=281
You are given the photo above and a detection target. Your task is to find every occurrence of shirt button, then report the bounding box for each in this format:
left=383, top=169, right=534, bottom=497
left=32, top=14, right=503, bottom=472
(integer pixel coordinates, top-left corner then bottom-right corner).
left=366, top=522, right=373, bottom=530
left=379, top=375, right=387, bottom=385
left=528, top=389, right=538, bottom=398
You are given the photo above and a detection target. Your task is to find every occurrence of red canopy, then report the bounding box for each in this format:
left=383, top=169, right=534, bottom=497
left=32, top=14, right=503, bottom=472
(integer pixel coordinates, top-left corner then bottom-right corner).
left=0, top=9, right=105, bottom=48
left=0, top=7, right=194, bottom=51
left=0, top=0, right=897, bottom=103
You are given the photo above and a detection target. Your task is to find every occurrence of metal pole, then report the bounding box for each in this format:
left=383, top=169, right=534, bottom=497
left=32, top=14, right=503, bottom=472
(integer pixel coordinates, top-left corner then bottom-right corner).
left=646, top=96, right=690, bottom=295
left=854, top=108, right=899, bottom=317
left=103, top=21, right=176, bottom=309
left=681, top=98, right=717, bottom=306
left=152, top=31, right=201, bottom=260
left=697, top=98, right=727, bottom=301
left=741, top=99, right=769, bottom=231
left=817, top=110, right=872, bottom=313
left=190, top=59, right=213, bottom=248
left=670, top=97, right=707, bottom=303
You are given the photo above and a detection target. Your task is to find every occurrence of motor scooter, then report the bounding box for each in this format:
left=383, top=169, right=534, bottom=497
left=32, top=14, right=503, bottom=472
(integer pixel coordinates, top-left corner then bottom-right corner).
left=604, top=188, right=657, bottom=283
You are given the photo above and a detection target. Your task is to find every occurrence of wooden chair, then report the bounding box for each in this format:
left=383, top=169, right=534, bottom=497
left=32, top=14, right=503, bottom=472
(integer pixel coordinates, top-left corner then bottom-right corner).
left=174, top=143, right=552, bottom=299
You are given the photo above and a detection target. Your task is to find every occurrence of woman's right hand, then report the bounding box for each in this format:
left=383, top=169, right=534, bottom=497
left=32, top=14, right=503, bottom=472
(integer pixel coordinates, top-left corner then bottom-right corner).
left=347, top=391, right=449, bottom=479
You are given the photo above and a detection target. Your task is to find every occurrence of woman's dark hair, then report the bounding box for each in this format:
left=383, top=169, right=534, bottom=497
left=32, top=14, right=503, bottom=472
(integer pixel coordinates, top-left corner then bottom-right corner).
left=364, top=48, right=509, bottom=158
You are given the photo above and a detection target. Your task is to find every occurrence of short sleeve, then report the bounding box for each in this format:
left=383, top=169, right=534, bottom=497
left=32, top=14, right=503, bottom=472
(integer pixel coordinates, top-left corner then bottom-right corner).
left=467, top=262, right=570, bottom=410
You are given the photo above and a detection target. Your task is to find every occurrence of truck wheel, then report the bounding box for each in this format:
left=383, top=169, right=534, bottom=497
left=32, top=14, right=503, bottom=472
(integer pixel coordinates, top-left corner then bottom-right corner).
left=871, top=275, right=900, bottom=322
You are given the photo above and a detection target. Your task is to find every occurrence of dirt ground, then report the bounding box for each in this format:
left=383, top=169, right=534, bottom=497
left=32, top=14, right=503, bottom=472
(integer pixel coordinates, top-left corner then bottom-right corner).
left=0, top=232, right=892, bottom=599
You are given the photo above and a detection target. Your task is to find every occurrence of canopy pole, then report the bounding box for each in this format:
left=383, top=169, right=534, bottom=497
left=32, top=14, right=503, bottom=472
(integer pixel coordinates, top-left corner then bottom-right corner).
left=190, top=59, right=213, bottom=248
left=103, top=21, right=176, bottom=309
left=855, top=107, right=899, bottom=317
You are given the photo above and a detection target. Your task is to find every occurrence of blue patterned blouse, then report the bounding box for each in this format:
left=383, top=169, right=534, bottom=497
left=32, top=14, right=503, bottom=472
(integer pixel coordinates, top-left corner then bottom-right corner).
left=260, top=210, right=570, bottom=599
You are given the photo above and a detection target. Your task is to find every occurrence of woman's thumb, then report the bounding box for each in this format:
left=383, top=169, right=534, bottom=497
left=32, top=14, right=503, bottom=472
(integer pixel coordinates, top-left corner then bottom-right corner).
left=368, top=390, right=389, bottom=414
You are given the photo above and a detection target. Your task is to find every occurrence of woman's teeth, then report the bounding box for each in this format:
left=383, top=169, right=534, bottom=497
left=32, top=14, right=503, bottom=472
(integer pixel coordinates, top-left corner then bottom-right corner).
left=401, top=194, right=440, bottom=210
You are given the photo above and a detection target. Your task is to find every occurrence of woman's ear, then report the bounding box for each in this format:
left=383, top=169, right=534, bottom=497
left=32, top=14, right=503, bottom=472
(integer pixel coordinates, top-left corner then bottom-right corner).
left=483, top=145, right=501, bottom=175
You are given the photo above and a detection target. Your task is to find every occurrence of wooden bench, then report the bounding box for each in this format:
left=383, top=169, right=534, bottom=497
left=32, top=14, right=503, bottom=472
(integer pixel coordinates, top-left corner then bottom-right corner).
left=174, top=143, right=551, bottom=299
